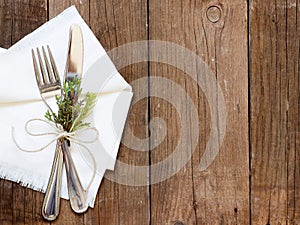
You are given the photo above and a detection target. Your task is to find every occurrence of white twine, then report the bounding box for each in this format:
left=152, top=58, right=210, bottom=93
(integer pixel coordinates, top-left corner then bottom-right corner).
left=12, top=118, right=99, bottom=193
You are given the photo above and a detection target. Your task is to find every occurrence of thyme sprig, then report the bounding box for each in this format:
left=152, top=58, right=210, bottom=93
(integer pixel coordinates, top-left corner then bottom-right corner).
left=45, top=77, right=97, bottom=132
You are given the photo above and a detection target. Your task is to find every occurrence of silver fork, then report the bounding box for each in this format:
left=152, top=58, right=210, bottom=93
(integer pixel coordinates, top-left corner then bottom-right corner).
left=32, top=46, right=87, bottom=220
left=32, top=46, right=63, bottom=221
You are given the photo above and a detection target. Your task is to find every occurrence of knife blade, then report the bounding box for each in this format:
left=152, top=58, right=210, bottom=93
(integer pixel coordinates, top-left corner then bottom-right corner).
left=61, top=24, right=88, bottom=213
left=65, top=24, right=83, bottom=80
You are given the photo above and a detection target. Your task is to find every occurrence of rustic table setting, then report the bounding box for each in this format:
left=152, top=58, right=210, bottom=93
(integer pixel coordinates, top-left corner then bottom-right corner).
left=0, top=0, right=299, bottom=224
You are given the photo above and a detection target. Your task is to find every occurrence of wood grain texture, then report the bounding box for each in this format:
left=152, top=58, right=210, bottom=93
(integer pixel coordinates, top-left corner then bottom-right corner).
left=48, top=0, right=89, bottom=22
left=250, top=0, right=300, bottom=224
left=149, top=0, right=249, bottom=224
left=193, top=0, right=250, bottom=224
left=148, top=0, right=202, bottom=224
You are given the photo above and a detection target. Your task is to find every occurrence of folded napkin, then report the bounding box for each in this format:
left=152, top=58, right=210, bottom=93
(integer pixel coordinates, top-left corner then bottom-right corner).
left=0, top=6, right=133, bottom=207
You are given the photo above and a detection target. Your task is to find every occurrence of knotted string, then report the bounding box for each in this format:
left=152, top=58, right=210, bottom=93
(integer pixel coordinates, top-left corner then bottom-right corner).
left=12, top=118, right=99, bottom=192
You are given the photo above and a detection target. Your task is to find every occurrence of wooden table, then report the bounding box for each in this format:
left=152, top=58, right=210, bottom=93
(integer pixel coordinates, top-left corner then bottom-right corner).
left=0, top=0, right=299, bottom=224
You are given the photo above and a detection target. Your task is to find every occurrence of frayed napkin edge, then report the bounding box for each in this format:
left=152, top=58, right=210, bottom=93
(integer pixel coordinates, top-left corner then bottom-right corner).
left=0, top=161, right=69, bottom=201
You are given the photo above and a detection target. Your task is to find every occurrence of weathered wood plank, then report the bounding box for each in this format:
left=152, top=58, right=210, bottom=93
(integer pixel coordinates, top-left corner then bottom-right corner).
left=250, top=0, right=300, bottom=224
left=10, top=0, right=47, bottom=45
left=48, top=0, right=89, bottom=22
left=0, top=0, right=13, bottom=49
left=286, top=1, right=300, bottom=223
left=89, top=0, right=150, bottom=224
left=149, top=0, right=249, bottom=224
left=0, top=181, right=13, bottom=225
left=148, top=0, right=199, bottom=224
left=194, top=0, right=250, bottom=223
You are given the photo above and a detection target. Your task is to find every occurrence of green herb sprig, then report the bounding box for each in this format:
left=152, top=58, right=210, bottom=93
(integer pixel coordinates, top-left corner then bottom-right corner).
left=45, top=77, right=97, bottom=132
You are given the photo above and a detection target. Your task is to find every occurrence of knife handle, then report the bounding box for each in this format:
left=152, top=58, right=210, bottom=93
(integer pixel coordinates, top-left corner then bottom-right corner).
left=42, top=142, right=63, bottom=221
left=61, top=139, right=88, bottom=213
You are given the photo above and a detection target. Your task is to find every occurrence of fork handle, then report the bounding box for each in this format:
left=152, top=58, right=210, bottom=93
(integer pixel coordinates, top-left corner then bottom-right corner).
left=61, top=138, right=88, bottom=213
left=42, top=142, right=63, bottom=221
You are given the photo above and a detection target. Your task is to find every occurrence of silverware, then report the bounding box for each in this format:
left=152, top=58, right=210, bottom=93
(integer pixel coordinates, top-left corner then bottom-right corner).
left=32, top=46, right=63, bottom=221
left=33, top=43, right=87, bottom=215
left=62, top=24, right=87, bottom=213
left=64, top=24, right=83, bottom=81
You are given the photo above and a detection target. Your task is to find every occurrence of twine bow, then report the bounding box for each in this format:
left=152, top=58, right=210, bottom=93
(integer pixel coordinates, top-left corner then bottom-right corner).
left=12, top=118, right=99, bottom=192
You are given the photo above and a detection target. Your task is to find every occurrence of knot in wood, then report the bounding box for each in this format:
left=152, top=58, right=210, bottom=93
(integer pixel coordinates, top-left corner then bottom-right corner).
left=206, top=5, right=221, bottom=23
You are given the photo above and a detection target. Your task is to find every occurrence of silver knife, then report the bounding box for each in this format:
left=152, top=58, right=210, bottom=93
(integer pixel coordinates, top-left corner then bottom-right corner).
left=61, top=24, right=88, bottom=213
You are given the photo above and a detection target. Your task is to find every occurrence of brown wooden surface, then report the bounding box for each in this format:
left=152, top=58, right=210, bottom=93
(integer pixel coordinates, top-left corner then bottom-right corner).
left=149, top=0, right=249, bottom=224
left=250, top=0, right=300, bottom=224
left=0, top=0, right=299, bottom=224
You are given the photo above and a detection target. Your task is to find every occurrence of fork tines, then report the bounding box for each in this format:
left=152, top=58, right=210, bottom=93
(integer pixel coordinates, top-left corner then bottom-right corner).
left=32, top=46, right=61, bottom=93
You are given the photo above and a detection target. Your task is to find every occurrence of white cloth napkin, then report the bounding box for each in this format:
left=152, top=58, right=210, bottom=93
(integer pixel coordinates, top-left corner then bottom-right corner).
left=0, top=6, right=132, bottom=207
